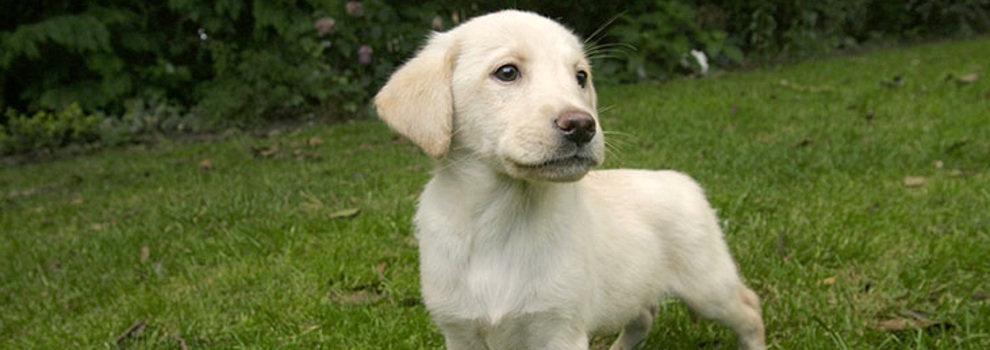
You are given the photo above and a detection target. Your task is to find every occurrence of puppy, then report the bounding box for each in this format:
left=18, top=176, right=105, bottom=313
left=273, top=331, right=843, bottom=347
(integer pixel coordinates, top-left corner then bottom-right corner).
left=375, top=10, right=765, bottom=350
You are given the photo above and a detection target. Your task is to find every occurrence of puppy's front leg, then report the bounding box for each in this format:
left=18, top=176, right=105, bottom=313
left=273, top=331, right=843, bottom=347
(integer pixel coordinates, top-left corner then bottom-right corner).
left=516, top=329, right=589, bottom=350
left=543, top=334, right=590, bottom=350
left=487, top=315, right=590, bottom=350
left=440, top=321, right=590, bottom=350
left=439, top=323, right=489, bottom=350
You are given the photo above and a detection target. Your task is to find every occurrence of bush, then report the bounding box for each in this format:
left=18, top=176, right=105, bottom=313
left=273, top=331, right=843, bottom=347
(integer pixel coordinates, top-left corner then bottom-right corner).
left=1, top=103, right=101, bottom=154
left=95, top=93, right=203, bottom=147
left=0, top=0, right=440, bottom=126
left=1, top=1, right=988, bottom=155
left=712, top=0, right=990, bottom=60
left=598, top=1, right=743, bottom=83
left=186, top=0, right=442, bottom=123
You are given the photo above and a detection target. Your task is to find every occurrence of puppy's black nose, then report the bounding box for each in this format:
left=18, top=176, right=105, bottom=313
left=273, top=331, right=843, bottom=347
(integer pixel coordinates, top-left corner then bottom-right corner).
left=555, top=112, right=596, bottom=146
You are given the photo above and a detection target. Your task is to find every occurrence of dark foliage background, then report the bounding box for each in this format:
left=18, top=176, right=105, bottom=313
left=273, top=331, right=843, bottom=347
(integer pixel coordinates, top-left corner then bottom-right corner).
left=1, top=0, right=988, bottom=154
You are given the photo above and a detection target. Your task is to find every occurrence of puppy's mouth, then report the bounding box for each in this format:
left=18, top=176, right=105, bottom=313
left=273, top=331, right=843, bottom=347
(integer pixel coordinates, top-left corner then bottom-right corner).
left=516, top=155, right=596, bottom=169
left=506, top=154, right=599, bottom=182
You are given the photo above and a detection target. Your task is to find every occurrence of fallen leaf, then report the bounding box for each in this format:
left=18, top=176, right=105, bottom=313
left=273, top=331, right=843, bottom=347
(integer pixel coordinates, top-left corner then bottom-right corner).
left=903, top=176, right=926, bottom=187
left=6, top=188, right=36, bottom=199
left=933, top=160, right=944, bottom=169
left=70, top=197, right=85, bottom=206
left=958, top=73, right=979, bottom=84
left=198, top=159, right=213, bottom=172
left=972, top=290, right=989, bottom=301
left=328, top=289, right=384, bottom=305
left=758, top=284, right=780, bottom=305
left=871, top=318, right=952, bottom=332
left=872, top=318, right=928, bottom=331
left=756, top=136, right=774, bottom=145
left=329, top=207, right=360, bottom=219
left=822, top=276, right=837, bottom=285
left=307, top=136, right=324, bottom=146
left=250, top=144, right=281, bottom=158
left=300, top=325, right=320, bottom=335
left=299, top=192, right=327, bottom=212
left=300, top=203, right=324, bottom=213
left=947, top=169, right=977, bottom=178
left=140, top=246, right=150, bottom=263
left=374, top=262, right=387, bottom=280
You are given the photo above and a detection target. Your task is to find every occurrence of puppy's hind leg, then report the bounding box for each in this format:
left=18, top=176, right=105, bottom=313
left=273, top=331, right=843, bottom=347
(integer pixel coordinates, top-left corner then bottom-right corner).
left=608, top=303, right=657, bottom=350
left=676, top=280, right=765, bottom=350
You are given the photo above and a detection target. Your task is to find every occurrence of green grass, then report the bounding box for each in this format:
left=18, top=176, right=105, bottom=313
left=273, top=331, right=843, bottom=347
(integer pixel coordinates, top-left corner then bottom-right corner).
left=2, top=38, right=989, bottom=349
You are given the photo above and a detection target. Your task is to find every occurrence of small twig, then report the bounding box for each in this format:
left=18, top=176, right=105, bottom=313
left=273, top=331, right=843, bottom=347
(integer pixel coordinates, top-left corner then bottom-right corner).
left=172, top=334, right=190, bottom=350
left=115, top=319, right=147, bottom=346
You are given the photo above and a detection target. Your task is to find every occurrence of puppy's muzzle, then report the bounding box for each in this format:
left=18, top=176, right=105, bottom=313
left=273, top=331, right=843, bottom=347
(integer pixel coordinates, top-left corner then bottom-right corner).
left=555, top=111, right=596, bottom=146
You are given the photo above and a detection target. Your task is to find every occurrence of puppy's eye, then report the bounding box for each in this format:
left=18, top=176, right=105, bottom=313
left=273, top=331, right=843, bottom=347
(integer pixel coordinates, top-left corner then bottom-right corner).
left=493, top=65, right=520, bottom=82
left=576, top=70, right=588, bottom=88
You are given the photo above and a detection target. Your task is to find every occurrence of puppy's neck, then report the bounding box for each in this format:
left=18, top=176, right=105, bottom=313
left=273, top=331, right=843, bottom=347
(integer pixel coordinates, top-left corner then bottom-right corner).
left=429, top=153, right=583, bottom=227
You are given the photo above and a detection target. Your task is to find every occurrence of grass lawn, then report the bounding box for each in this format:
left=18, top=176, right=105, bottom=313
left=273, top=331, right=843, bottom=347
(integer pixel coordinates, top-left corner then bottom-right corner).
left=2, top=38, right=989, bottom=349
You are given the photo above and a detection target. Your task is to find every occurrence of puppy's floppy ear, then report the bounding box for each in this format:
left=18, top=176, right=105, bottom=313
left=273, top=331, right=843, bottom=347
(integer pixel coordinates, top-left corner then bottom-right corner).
left=374, top=33, right=457, bottom=159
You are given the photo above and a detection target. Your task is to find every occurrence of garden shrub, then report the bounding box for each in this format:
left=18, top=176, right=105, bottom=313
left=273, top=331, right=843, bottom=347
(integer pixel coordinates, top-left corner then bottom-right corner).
left=1, top=0, right=988, bottom=155
left=711, top=0, right=990, bottom=60
left=0, top=104, right=101, bottom=154
left=598, top=0, right=743, bottom=83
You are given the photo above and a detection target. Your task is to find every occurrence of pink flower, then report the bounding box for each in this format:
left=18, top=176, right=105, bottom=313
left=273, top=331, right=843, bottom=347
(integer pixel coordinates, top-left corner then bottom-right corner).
left=315, top=17, right=336, bottom=36
left=358, top=45, right=373, bottom=65
left=346, top=1, right=363, bottom=17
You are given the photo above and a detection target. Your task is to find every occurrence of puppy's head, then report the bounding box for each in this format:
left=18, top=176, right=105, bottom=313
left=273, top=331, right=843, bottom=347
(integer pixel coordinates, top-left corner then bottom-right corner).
left=375, top=10, right=603, bottom=182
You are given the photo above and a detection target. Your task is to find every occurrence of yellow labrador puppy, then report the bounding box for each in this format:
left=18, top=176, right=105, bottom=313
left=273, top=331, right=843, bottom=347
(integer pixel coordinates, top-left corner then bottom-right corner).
left=375, top=10, right=765, bottom=350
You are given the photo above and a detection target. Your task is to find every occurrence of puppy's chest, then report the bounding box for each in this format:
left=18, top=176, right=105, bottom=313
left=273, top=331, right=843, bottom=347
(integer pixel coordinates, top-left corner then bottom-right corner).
left=419, top=215, right=588, bottom=321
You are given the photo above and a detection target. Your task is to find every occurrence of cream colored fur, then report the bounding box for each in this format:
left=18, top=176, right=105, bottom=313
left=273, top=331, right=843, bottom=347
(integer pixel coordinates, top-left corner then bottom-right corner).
left=375, top=10, right=765, bottom=350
